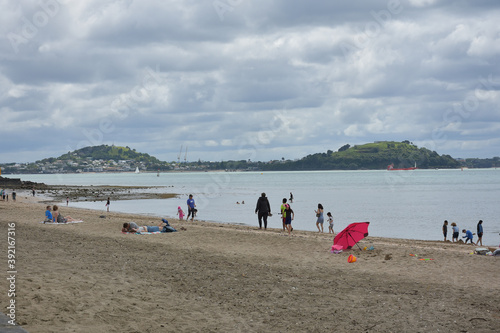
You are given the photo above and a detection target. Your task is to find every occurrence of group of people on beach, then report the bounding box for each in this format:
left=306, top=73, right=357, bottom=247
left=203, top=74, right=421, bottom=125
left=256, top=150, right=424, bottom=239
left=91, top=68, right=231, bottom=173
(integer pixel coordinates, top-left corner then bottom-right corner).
left=442, top=219, right=484, bottom=246
left=254, top=193, right=334, bottom=236
left=173, top=194, right=198, bottom=222
left=44, top=205, right=76, bottom=223
left=1, top=189, right=16, bottom=201
left=313, top=203, right=334, bottom=234
left=254, top=193, right=295, bottom=235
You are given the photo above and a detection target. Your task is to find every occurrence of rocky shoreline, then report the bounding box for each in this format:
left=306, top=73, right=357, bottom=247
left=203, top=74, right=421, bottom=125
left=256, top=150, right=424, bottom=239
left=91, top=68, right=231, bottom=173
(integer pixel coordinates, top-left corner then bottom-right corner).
left=0, top=176, right=176, bottom=202
left=0, top=175, right=46, bottom=190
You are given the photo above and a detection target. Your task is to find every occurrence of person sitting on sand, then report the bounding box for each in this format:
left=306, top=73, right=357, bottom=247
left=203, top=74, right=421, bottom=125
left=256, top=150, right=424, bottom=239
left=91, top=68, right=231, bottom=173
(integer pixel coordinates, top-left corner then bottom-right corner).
left=451, top=223, right=459, bottom=242
left=122, top=222, right=161, bottom=233
left=52, top=205, right=75, bottom=223
left=462, top=229, right=474, bottom=244
left=44, top=206, right=53, bottom=223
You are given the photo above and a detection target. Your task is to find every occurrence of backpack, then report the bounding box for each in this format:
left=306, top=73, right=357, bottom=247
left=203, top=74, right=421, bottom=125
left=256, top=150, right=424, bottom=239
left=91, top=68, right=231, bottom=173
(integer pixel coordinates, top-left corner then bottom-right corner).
left=161, top=219, right=177, bottom=232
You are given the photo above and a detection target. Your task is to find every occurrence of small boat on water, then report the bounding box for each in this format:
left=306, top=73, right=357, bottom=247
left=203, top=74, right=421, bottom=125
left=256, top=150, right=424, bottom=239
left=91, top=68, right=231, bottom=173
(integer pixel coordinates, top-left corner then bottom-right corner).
left=135, top=167, right=140, bottom=174
left=387, top=162, right=417, bottom=171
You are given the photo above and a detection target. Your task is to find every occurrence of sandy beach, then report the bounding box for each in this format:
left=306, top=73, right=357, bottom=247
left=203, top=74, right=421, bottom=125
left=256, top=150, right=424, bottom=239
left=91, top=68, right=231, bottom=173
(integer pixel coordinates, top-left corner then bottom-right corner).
left=1, top=193, right=499, bottom=333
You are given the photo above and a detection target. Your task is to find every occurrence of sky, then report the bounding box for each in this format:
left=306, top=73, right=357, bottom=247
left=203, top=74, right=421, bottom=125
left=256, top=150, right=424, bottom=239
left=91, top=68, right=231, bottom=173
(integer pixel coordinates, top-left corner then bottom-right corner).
left=1, top=0, right=499, bottom=163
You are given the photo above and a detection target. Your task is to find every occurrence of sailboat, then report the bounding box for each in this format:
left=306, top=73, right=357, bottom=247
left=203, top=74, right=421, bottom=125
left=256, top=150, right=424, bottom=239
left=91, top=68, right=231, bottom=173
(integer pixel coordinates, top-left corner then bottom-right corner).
left=135, top=167, right=140, bottom=174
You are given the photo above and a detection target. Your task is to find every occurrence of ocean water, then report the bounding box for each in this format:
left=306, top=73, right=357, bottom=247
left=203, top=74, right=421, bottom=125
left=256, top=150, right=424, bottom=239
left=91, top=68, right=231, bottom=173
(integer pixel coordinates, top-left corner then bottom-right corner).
left=9, top=169, right=500, bottom=246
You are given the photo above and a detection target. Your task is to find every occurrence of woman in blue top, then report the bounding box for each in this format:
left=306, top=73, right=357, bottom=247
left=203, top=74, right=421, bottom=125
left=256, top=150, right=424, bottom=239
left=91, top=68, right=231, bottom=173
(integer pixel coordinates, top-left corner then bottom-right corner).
left=315, top=203, right=324, bottom=233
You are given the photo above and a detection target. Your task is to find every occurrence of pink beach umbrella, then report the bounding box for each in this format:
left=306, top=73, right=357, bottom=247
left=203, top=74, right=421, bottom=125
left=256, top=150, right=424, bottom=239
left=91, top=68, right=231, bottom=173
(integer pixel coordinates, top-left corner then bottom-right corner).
left=334, top=222, right=370, bottom=250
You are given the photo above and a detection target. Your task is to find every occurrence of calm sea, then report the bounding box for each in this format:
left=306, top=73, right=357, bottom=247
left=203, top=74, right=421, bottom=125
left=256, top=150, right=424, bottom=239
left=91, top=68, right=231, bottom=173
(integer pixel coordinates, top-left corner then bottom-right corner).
left=9, top=169, right=500, bottom=246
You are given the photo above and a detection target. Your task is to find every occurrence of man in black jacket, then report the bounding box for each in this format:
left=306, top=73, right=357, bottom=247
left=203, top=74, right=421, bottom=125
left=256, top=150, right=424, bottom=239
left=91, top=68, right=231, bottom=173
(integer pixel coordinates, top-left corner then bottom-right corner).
left=255, top=192, right=271, bottom=230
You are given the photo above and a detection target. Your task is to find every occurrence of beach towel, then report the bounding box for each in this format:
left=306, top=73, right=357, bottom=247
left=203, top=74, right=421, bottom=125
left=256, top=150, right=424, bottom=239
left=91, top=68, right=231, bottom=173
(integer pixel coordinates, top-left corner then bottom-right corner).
left=39, top=220, right=84, bottom=224
left=409, top=254, right=434, bottom=261
left=121, top=231, right=161, bottom=235
left=474, top=247, right=489, bottom=255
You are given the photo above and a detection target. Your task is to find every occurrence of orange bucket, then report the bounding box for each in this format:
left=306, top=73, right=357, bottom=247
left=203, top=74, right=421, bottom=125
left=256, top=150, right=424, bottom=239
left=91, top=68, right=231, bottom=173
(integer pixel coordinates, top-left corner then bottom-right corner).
left=347, top=254, right=357, bottom=263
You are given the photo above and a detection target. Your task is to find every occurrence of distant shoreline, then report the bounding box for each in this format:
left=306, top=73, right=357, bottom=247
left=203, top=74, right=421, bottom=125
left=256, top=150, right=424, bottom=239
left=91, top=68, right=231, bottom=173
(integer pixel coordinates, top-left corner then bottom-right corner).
left=2, top=166, right=499, bottom=178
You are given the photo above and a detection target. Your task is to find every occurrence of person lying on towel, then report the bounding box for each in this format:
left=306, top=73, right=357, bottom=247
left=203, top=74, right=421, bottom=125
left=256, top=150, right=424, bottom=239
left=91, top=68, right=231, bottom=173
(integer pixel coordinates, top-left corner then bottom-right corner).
left=122, top=222, right=161, bottom=233
left=123, top=220, right=177, bottom=233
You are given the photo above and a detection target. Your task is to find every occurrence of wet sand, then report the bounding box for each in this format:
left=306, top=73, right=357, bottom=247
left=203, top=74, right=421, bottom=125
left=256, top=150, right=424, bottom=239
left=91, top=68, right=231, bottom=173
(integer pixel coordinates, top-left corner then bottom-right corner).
left=0, top=194, right=499, bottom=332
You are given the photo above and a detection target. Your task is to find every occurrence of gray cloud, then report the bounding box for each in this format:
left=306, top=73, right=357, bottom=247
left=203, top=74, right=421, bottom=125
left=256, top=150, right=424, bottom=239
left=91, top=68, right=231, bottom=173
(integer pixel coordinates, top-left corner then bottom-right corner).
left=1, top=0, right=499, bottom=163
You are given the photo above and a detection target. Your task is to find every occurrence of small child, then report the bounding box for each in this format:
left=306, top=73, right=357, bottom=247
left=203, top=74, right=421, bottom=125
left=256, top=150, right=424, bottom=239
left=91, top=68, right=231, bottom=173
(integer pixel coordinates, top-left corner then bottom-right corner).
left=177, top=206, right=185, bottom=220
left=44, top=206, right=53, bottom=223
left=327, top=212, right=334, bottom=234
left=462, top=229, right=474, bottom=244
left=451, top=223, right=459, bottom=242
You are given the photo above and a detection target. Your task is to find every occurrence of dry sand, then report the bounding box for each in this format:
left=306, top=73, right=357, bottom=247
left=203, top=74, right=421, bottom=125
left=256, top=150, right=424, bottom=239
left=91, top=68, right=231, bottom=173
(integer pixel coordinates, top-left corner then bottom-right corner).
left=0, top=194, right=499, bottom=333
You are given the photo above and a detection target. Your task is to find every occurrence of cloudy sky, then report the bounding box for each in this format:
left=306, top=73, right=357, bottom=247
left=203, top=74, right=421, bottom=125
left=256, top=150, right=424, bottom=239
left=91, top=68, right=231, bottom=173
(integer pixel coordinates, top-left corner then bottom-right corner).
left=1, top=0, right=499, bottom=163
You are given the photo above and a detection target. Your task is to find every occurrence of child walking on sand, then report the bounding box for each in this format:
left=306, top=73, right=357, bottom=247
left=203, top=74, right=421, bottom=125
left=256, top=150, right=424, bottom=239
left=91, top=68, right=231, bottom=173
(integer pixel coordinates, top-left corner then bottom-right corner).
left=177, top=206, right=185, bottom=220
left=284, top=203, right=294, bottom=236
left=327, top=212, right=334, bottom=234
left=451, top=222, right=459, bottom=242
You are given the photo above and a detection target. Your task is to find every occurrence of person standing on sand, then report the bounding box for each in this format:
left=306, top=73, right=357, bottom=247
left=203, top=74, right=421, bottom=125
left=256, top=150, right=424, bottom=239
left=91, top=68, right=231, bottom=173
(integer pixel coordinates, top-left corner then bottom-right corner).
left=66, top=196, right=69, bottom=206
left=187, top=194, right=196, bottom=221
left=280, top=198, right=288, bottom=231
left=451, top=222, right=459, bottom=242
left=255, top=192, right=271, bottom=230
left=12, top=190, right=16, bottom=201
left=284, top=202, right=294, bottom=236
left=315, top=203, right=324, bottom=233
left=32, top=187, right=35, bottom=196
left=327, top=212, right=334, bottom=234
left=476, top=220, right=483, bottom=246
left=289, top=192, right=293, bottom=203
left=442, top=220, right=448, bottom=241
left=106, top=197, right=110, bottom=212
left=177, top=206, right=185, bottom=220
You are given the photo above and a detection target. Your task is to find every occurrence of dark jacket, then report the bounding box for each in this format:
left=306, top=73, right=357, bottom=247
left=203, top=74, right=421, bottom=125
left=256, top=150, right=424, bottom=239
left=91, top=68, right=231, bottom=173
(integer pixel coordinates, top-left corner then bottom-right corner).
left=255, top=196, right=271, bottom=214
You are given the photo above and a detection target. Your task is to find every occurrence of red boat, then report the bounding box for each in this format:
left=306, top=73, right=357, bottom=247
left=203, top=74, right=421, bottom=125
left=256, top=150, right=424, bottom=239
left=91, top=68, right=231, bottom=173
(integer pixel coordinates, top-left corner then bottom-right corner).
left=387, top=163, right=417, bottom=171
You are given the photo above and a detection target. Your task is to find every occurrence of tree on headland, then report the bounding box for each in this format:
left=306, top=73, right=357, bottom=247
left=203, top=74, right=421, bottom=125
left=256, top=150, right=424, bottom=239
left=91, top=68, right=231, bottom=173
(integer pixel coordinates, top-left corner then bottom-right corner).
left=338, top=144, right=350, bottom=152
